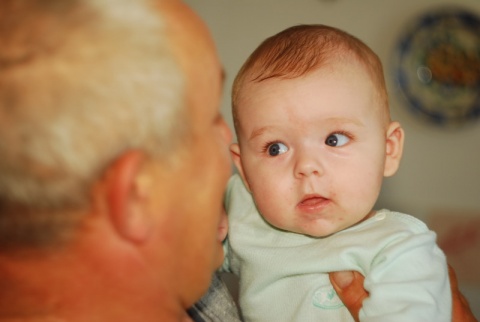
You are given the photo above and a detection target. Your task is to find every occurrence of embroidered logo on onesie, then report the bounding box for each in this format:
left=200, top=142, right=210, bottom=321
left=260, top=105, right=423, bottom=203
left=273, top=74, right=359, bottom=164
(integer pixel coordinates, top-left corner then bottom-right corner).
left=312, top=286, right=344, bottom=309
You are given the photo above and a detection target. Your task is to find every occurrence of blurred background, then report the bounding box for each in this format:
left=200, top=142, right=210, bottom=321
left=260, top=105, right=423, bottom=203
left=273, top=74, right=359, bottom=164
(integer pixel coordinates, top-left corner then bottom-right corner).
left=185, top=0, right=480, bottom=318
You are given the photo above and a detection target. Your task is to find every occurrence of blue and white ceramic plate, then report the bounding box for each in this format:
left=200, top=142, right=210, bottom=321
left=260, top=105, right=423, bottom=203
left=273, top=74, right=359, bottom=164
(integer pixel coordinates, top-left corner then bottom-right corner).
left=394, top=8, right=480, bottom=127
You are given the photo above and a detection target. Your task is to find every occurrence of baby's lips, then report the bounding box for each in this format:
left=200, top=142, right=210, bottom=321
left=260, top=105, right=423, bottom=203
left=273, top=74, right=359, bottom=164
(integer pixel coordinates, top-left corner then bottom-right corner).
left=300, top=196, right=327, bottom=206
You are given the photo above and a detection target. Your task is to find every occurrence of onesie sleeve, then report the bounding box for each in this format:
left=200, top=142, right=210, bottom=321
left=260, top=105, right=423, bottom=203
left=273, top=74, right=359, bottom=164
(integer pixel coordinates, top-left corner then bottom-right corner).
left=359, top=215, right=451, bottom=322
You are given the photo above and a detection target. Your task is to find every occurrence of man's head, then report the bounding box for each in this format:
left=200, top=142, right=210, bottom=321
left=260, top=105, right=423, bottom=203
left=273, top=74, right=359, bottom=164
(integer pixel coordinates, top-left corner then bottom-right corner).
left=230, top=25, right=403, bottom=237
left=0, top=0, right=231, bottom=312
left=0, top=0, right=186, bottom=245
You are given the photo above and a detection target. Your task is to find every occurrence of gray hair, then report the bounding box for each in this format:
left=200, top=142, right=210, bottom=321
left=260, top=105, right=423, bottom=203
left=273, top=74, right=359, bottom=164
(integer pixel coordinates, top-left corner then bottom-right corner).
left=0, top=0, right=186, bottom=246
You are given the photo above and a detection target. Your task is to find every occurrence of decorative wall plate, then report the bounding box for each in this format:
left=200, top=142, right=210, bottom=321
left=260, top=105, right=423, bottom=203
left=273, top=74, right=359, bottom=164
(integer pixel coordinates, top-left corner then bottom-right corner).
left=394, top=8, right=480, bottom=127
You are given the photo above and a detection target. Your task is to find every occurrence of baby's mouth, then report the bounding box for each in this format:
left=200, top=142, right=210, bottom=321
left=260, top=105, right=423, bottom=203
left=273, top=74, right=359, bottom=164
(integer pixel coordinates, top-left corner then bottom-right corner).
left=297, top=195, right=330, bottom=211
left=301, top=196, right=326, bottom=205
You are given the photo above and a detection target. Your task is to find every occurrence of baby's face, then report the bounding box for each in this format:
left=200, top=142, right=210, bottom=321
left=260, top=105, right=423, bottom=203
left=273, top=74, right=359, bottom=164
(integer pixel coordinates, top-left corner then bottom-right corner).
left=233, top=61, right=392, bottom=237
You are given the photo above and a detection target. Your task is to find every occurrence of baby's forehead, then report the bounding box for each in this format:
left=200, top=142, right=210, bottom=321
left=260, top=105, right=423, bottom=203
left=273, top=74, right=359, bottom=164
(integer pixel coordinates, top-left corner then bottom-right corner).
left=236, top=62, right=389, bottom=126
left=241, top=57, right=372, bottom=94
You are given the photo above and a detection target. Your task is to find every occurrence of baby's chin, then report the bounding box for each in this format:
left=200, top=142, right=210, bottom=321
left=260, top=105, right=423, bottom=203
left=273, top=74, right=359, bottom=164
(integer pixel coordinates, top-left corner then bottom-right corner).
left=281, top=223, right=345, bottom=238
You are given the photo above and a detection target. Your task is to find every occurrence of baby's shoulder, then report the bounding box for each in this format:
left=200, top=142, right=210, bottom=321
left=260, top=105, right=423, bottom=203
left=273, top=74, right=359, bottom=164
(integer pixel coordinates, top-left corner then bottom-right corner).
left=367, top=209, right=430, bottom=234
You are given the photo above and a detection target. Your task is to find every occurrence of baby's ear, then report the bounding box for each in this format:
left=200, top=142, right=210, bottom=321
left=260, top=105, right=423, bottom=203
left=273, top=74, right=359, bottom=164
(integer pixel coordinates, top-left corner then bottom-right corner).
left=230, top=143, right=251, bottom=191
left=384, top=122, right=405, bottom=177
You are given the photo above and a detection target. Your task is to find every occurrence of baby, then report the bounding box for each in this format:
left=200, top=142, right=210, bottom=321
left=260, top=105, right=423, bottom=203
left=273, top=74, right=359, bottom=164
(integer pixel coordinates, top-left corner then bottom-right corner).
left=222, top=24, right=451, bottom=321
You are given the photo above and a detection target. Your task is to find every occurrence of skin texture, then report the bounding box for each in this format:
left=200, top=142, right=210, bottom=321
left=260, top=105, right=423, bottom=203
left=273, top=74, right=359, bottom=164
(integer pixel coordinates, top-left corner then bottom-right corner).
left=231, top=61, right=404, bottom=237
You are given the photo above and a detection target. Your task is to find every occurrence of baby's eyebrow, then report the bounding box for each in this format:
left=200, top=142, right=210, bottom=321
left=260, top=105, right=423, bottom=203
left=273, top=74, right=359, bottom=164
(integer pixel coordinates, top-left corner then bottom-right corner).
left=248, top=117, right=364, bottom=141
left=249, top=126, right=274, bottom=140
left=325, top=117, right=364, bottom=127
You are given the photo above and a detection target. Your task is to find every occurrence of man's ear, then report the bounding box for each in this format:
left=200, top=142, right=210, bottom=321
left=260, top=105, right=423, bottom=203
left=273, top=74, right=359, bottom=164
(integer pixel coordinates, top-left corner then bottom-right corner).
left=384, top=122, right=405, bottom=177
left=230, top=143, right=251, bottom=192
left=105, top=150, right=151, bottom=244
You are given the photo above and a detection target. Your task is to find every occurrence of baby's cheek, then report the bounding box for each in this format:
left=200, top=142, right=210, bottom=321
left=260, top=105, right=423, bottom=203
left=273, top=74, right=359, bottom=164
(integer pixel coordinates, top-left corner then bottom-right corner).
left=257, top=202, right=285, bottom=228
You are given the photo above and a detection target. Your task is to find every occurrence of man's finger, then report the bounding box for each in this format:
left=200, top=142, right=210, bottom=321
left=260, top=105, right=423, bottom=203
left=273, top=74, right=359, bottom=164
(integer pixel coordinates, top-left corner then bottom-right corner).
left=329, top=271, right=367, bottom=322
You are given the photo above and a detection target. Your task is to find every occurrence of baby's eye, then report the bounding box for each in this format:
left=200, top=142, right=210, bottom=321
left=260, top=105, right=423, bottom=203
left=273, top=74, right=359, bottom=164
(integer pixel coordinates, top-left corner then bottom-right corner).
left=267, top=142, right=288, bottom=156
left=325, top=133, right=350, bottom=147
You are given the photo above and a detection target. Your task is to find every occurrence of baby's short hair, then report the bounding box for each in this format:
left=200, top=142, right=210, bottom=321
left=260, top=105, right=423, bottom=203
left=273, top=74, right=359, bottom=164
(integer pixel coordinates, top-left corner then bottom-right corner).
left=232, top=24, right=389, bottom=131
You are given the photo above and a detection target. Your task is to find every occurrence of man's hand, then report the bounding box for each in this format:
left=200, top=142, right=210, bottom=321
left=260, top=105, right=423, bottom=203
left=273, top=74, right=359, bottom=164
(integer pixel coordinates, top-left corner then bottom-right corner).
left=329, top=268, right=478, bottom=322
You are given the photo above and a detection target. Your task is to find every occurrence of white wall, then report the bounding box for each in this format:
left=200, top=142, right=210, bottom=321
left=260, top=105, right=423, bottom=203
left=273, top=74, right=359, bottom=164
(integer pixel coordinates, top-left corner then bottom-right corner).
left=185, top=0, right=480, bottom=317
